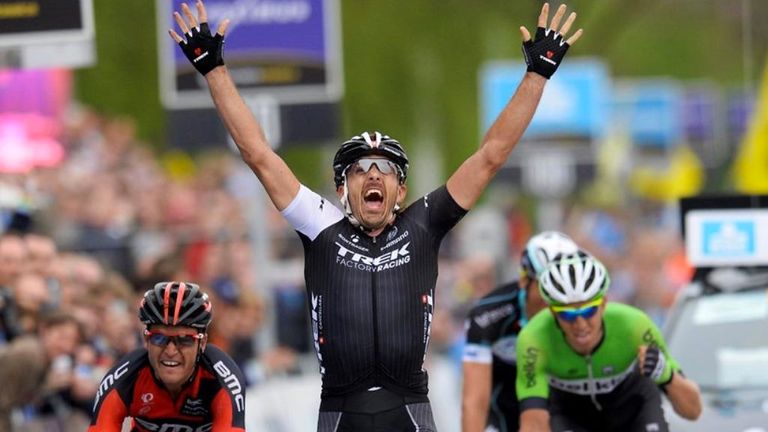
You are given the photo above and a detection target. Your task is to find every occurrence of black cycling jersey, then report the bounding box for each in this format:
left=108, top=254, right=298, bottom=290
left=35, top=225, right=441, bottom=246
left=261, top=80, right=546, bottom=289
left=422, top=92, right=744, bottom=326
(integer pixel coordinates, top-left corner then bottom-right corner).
left=282, top=185, right=466, bottom=398
left=463, top=281, right=526, bottom=432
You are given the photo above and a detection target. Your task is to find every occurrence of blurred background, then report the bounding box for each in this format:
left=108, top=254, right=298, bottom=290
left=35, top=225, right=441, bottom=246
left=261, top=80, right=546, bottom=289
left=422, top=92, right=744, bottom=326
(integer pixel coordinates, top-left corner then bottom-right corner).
left=0, top=0, right=767, bottom=430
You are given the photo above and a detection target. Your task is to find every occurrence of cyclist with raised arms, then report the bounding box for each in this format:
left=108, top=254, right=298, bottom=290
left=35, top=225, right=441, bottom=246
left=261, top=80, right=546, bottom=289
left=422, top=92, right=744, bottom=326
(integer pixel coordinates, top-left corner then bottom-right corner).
left=89, top=282, right=246, bottom=432
left=462, top=231, right=578, bottom=432
left=169, top=1, right=582, bottom=429
left=516, top=251, right=702, bottom=432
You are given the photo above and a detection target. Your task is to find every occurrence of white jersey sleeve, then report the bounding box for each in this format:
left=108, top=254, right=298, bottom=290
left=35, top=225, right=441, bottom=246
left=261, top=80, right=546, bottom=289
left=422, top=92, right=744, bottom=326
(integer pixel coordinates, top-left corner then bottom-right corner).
left=281, top=184, right=344, bottom=241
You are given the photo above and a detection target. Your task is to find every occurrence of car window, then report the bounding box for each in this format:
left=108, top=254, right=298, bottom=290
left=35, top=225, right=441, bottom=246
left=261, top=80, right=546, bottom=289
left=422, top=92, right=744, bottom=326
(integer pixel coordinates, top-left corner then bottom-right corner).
left=666, top=289, right=768, bottom=389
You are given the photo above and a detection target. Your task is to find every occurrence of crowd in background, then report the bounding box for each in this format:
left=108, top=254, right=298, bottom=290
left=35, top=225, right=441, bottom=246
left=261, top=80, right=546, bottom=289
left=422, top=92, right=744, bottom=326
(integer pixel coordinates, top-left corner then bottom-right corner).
left=0, top=106, right=691, bottom=430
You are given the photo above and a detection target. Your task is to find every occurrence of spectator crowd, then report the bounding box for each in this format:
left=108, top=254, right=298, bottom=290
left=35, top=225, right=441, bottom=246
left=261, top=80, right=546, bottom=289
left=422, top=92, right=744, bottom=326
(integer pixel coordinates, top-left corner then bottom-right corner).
left=0, top=106, right=691, bottom=430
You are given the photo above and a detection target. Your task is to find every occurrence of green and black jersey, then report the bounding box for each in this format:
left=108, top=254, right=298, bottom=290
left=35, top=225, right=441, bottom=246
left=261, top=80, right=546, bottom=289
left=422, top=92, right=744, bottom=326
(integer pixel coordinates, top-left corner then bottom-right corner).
left=516, top=302, right=681, bottom=412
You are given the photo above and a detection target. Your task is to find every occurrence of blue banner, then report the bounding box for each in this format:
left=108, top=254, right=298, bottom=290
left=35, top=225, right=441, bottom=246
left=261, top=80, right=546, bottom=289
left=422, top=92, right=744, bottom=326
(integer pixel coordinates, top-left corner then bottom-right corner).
left=683, top=86, right=719, bottom=142
left=172, top=0, right=325, bottom=65
left=159, top=0, right=342, bottom=108
left=480, top=58, right=610, bottom=139
left=614, top=80, right=683, bottom=149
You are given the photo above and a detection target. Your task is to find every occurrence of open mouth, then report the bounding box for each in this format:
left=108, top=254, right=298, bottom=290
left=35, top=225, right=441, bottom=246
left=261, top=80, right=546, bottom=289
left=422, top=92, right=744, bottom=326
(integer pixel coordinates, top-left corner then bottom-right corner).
left=363, top=188, right=384, bottom=211
left=160, top=360, right=181, bottom=368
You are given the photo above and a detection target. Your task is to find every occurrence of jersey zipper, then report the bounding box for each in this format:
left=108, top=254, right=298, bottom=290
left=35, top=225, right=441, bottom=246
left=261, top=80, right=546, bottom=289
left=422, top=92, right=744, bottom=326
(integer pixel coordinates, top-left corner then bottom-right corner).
left=371, top=235, right=380, bottom=385
left=585, top=354, right=603, bottom=411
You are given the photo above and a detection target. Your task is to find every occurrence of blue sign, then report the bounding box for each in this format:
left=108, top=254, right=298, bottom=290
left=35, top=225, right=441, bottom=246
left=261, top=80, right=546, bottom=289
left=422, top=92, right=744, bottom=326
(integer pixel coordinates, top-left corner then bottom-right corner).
left=701, top=221, right=755, bottom=258
left=480, top=58, right=610, bottom=139
left=159, top=0, right=342, bottom=108
left=727, top=91, right=755, bottom=140
left=171, top=0, right=325, bottom=65
left=614, top=80, right=683, bottom=149
left=683, top=87, right=719, bottom=141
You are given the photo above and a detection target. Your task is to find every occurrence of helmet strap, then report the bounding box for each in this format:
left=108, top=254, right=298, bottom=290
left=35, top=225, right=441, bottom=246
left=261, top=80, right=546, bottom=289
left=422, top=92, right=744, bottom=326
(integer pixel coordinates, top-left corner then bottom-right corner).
left=195, top=331, right=207, bottom=363
left=340, top=177, right=363, bottom=229
left=517, top=286, right=529, bottom=326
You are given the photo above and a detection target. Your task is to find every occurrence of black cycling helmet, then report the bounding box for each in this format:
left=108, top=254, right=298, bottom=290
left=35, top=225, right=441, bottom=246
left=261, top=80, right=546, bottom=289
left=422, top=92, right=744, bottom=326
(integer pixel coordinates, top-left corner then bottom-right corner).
left=139, top=281, right=212, bottom=331
left=332, top=131, right=409, bottom=187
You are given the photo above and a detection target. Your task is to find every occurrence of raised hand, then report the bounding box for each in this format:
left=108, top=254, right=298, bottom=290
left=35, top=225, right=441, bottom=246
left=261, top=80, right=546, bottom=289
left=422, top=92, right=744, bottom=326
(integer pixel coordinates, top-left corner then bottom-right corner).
left=168, top=0, right=230, bottom=76
left=520, top=3, right=583, bottom=79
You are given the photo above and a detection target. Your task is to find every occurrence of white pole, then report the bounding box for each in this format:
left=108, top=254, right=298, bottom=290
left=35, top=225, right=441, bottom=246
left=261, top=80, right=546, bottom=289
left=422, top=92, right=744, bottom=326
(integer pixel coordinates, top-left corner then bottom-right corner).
left=742, top=0, right=754, bottom=94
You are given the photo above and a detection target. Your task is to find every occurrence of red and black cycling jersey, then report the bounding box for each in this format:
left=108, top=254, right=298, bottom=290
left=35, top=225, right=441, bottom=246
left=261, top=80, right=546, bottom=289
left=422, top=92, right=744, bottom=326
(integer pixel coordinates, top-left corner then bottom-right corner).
left=282, top=185, right=467, bottom=398
left=89, top=344, right=246, bottom=432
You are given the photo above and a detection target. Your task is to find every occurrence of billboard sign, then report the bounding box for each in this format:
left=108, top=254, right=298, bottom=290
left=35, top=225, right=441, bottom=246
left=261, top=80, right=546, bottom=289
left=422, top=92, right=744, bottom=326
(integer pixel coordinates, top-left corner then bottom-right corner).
left=614, top=79, right=683, bottom=150
left=685, top=209, right=768, bottom=267
left=480, top=58, right=610, bottom=139
left=157, top=0, right=343, bottom=108
left=0, top=0, right=94, bottom=47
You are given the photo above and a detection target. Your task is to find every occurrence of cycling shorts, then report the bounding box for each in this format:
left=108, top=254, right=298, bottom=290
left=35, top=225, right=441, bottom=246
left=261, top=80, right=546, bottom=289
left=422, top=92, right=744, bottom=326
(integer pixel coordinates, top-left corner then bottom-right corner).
left=317, top=387, right=437, bottom=432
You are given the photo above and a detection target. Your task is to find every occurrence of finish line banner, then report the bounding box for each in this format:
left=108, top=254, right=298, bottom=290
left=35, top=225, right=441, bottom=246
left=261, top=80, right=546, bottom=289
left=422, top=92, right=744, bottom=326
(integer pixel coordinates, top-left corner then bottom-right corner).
left=157, top=0, right=343, bottom=108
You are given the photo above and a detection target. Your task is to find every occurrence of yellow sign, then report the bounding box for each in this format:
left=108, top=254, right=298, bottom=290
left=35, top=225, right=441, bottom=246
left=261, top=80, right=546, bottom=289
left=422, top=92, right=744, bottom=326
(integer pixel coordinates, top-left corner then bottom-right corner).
left=733, top=60, right=768, bottom=193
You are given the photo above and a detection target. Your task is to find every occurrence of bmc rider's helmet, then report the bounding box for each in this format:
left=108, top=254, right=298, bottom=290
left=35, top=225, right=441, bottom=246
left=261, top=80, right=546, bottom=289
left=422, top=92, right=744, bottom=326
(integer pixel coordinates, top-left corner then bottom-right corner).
left=538, top=250, right=610, bottom=306
left=333, top=131, right=409, bottom=187
left=139, top=281, right=212, bottom=331
left=520, top=231, right=579, bottom=279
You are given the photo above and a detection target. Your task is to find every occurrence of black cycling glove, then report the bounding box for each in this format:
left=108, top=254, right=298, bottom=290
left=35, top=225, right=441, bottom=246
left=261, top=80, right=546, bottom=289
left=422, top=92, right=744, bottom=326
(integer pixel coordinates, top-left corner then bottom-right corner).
left=641, top=345, right=673, bottom=385
left=179, top=22, right=225, bottom=76
left=521, top=27, right=570, bottom=79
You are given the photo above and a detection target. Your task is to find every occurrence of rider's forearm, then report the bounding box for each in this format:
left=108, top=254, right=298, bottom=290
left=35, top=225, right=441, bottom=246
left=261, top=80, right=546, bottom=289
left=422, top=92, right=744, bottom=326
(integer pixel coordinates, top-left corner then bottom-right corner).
left=204, top=66, right=300, bottom=210
left=478, top=72, right=546, bottom=170
left=520, top=408, right=550, bottom=432
left=461, top=363, right=492, bottom=432
left=664, top=372, right=702, bottom=420
left=205, top=66, right=271, bottom=169
left=461, top=398, right=489, bottom=432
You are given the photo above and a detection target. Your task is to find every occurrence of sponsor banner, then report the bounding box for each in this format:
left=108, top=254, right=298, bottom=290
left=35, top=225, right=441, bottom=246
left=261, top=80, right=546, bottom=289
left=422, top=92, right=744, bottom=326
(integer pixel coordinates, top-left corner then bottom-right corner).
left=614, top=79, right=683, bottom=150
left=0, top=0, right=94, bottom=47
left=480, top=57, right=610, bottom=139
left=157, top=0, right=343, bottom=108
left=683, top=86, right=720, bottom=142
left=685, top=209, right=768, bottom=267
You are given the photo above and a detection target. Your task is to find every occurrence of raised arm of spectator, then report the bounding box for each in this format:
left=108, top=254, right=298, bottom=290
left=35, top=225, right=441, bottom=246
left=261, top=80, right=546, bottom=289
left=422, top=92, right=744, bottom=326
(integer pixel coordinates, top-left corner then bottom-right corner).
left=446, top=3, right=582, bottom=210
left=169, top=0, right=300, bottom=210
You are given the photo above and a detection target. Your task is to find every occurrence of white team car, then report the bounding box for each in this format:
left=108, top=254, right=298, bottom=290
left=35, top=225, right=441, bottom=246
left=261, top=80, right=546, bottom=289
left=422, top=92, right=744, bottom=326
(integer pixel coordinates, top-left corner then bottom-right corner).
left=664, top=195, right=768, bottom=432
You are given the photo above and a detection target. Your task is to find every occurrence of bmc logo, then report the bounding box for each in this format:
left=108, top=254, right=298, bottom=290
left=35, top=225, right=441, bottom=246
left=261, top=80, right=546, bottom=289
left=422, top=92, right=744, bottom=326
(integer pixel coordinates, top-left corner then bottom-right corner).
left=92, top=360, right=130, bottom=411
left=134, top=418, right=212, bottom=432
left=212, top=361, right=245, bottom=412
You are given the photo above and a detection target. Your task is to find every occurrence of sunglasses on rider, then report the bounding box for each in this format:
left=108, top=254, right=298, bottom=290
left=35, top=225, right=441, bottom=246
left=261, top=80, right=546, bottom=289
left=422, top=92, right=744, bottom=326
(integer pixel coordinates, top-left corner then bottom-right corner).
left=144, top=330, right=204, bottom=348
left=347, top=158, right=399, bottom=177
left=550, top=298, right=603, bottom=322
